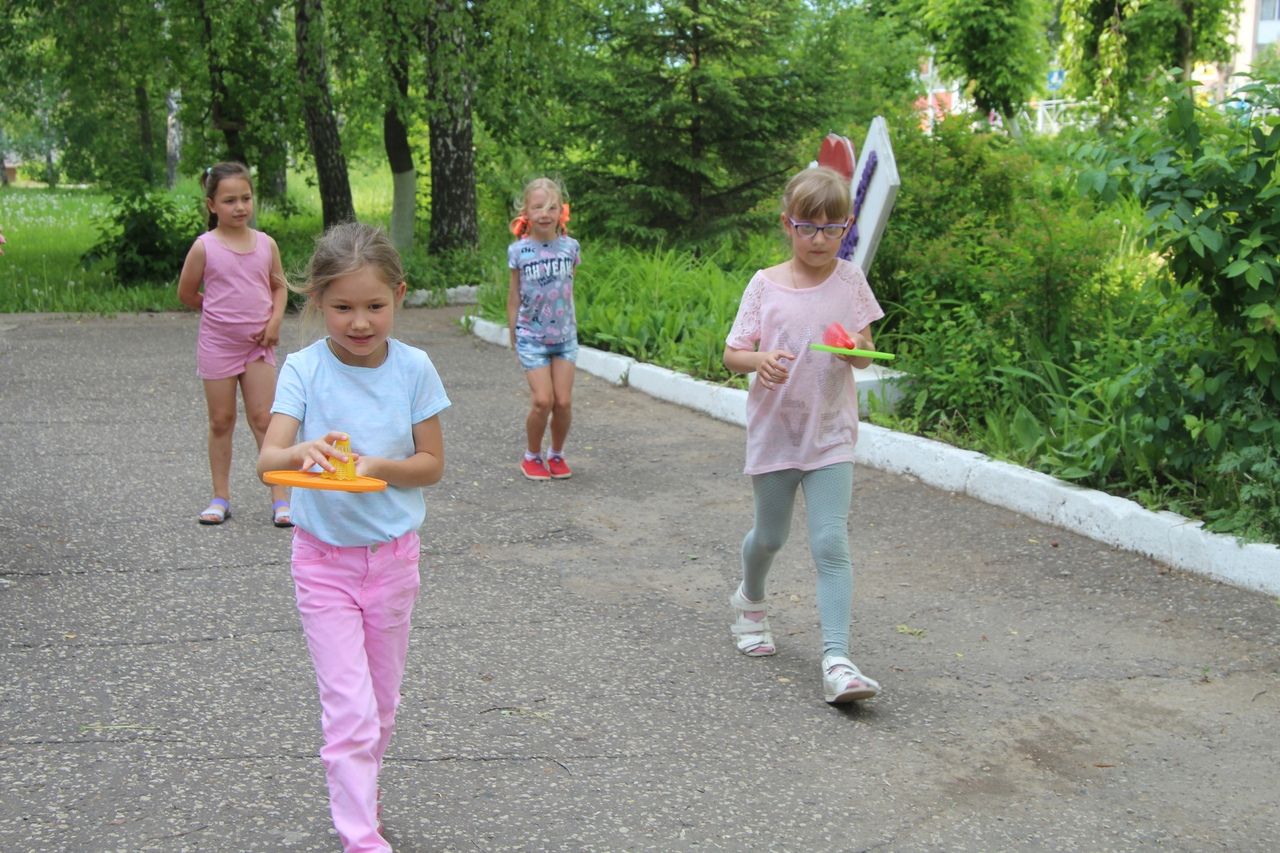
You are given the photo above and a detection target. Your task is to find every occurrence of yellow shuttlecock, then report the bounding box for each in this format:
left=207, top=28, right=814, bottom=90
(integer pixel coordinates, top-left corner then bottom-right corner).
left=320, top=437, right=357, bottom=481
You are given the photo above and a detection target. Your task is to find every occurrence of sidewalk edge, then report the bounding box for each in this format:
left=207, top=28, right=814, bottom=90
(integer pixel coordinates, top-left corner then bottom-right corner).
left=466, top=315, right=1280, bottom=596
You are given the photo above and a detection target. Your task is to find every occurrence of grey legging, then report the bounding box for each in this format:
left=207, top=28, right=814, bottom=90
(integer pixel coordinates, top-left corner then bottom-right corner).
left=740, top=462, right=855, bottom=658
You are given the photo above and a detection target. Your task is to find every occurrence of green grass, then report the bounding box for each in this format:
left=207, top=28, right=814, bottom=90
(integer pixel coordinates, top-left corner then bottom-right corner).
left=0, top=186, right=173, bottom=312
left=0, top=161, right=411, bottom=314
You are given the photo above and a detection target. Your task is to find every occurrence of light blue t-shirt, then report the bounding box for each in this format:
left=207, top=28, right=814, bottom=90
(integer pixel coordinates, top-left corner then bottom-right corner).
left=271, top=337, right=451, bottom=546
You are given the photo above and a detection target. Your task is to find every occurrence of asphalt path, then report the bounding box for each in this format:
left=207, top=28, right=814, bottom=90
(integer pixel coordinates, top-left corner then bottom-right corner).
left=2, top=306, right=1278, bottom=852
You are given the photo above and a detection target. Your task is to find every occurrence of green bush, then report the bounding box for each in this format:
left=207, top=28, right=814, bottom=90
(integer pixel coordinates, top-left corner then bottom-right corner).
left=477, top=237, right=775, bottom=384
left=1076, top=75, right=1280, bottom=406
left=82, top=192, right=203, bottom=286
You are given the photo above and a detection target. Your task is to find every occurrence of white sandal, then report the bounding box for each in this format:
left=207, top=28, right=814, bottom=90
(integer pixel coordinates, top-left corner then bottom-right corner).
left=198, top=497, right=230, bottom=525
left=822, top=655, right=880, bottom=703
left=730, top=585, right=776, bottom=656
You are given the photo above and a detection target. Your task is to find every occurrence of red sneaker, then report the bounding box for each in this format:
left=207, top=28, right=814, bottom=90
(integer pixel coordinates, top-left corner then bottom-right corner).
left=521, top=456, right=550, bottom=480
left=547, top=456, right=572, bottom=479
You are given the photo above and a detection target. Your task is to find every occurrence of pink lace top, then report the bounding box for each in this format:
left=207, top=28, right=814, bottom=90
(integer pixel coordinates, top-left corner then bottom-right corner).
left=726, top=259, right=884, bottom=475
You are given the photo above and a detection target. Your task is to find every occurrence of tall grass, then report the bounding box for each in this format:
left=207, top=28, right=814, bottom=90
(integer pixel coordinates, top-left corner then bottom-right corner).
left=478, top=233, right=781, bottom=385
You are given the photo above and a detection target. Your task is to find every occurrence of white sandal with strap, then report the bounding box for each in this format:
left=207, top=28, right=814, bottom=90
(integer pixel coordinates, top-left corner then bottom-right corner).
left=730, top=585, right=776, bottom=656
left=822, top=655, right=880, bottom=703
left=198, top=497, right=230, bottom=525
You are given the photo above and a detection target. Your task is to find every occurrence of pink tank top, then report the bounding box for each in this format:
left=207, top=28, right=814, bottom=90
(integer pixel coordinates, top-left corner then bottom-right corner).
left=197, top=230, right=274, bottom=327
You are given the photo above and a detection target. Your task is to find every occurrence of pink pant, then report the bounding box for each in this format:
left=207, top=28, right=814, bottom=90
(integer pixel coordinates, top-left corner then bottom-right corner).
left=291, top=527, right=422, bottom=853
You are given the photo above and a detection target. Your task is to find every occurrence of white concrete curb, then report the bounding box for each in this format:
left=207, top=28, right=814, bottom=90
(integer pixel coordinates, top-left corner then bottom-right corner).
left=406, top=285, right=480, bottom=308
left=466, top=315, right=1280, bottom=596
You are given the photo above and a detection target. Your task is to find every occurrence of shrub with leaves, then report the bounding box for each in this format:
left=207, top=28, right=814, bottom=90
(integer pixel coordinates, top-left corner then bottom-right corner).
left=82, top=192, right=203, bottom=286
left=1076, top=74, right=1280, bottom=405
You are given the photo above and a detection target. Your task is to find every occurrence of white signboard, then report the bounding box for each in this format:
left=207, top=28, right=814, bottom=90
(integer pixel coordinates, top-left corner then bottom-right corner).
left=845, top=116, right=899, bottom=274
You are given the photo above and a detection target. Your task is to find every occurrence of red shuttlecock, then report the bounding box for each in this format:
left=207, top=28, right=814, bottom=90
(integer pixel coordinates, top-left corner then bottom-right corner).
left=823, top=322, right=856, bottom=350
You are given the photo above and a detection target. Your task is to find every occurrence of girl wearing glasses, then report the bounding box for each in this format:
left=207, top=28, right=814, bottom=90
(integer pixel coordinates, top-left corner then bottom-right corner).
left=722, top=166, right=884, bottom=704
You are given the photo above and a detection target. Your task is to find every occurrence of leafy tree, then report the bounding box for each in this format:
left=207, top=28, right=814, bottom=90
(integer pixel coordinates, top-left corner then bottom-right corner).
left=1060, top=0, right=1239, bottom=122
left=0, top=11, right=64, bottom=185
left=564, top=0, right=872, bottom=242
left=1, top=0, right=298, bottom=193
left=7, top=0, right=177, bottom=187
left=326, top=0, right=426, bottom=250
left=923, top=0, right=1050, bottom=137
left=420, top=0, right=577, bottom=252
left=176, top=0, right=297, bottom=200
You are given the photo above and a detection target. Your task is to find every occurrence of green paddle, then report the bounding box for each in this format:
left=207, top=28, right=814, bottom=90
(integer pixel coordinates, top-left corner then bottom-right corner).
left=809, top=343, right=896, bottom=361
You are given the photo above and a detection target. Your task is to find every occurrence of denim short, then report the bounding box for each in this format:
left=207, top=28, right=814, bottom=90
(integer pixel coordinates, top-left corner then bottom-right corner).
left=515, top=337, right=579, bottom=371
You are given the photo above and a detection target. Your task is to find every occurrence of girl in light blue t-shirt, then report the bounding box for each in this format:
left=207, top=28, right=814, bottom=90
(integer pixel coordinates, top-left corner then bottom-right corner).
left=258, top=222, right=449, bottom=852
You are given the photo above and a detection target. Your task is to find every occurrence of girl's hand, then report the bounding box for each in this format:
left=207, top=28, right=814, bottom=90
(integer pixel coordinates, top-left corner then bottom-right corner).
left=354, top=454, right=380, bottom=479
left=296, top=431, right=351, bottom=473
left=755, top=349, right=795, bottom=390
left=836, top=330, right=875, bottom=367
left=255, top=318, right=282, bottom=349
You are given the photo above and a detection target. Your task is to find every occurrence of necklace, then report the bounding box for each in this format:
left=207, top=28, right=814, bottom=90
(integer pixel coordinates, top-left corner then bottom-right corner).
left=789, top=258, right=835, bottom=289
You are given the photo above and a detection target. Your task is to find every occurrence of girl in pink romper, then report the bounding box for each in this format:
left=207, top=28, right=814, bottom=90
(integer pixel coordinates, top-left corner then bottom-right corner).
left=177, top=162, right=291, bottom=526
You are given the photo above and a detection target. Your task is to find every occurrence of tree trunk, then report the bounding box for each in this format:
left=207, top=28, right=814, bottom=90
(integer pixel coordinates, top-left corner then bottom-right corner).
left=425, top=0, right=478, bottom=253
left=688, top=0, right=704, bottom=222
left=1003, top=109, right=1024, bottom=142
left=196, top=0, right=247, bottom=164
left=387, top=112, right=416, bottom=252
left=41, top=111, right=57, bottom=187
left=295, top=0, right=356, bottom=228
left=166, top=90, right=182, bottom=189
left=384, top=1, right=417, bottom=252
left=1177, top=0, right=1195, bottom=83
left=260, top=153, right=289, bottom=202
left=136, top=83, right=155, bottom=186
left=255, top=2, right=290, bottom=203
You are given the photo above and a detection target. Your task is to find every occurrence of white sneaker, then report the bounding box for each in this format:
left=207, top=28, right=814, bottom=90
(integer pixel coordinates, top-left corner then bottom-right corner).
left=822, top=655, right=880, bottom=703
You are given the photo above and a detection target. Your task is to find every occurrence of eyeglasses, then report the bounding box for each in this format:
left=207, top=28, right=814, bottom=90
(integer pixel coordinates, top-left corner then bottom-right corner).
left=787, top=217, right=850, bottom=239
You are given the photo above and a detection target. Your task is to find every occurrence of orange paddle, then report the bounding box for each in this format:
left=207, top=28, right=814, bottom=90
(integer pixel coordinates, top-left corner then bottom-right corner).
left=263, top=470, right=387, bottom=492
left=263, top=437, right=386, bottom=492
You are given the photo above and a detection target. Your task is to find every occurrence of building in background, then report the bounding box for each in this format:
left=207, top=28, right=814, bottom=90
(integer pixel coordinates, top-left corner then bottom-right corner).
left=1230, top=0, right=1280, bottom=78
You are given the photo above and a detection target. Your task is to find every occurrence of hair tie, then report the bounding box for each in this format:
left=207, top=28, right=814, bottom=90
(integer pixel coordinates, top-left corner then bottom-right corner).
left=558, top=203, right=570, bottom=231
left=205, top=166, right=212, bottom=175
left=509, top=214, right=530, bottom=238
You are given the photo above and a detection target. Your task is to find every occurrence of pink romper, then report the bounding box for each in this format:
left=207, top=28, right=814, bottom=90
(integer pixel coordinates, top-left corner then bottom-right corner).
left=195, top=230, right=277, bottom=380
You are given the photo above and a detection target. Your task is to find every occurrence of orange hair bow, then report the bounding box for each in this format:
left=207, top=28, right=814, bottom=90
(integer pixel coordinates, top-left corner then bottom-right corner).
left=508, top=203, right=571, bottom=238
